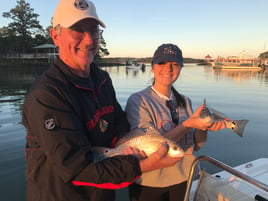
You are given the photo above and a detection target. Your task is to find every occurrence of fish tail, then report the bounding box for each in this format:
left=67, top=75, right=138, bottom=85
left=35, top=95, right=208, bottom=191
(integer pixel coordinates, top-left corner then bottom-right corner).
left=226, top=120, right=249, bottom=137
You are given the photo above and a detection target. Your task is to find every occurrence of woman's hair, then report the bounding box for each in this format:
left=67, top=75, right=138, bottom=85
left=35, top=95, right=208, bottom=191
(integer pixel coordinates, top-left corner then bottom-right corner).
left=171, top=86, right=186, bottom=108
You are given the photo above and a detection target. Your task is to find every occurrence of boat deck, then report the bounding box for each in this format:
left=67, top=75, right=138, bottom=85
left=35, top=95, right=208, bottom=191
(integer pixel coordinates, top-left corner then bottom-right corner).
left=188, top=157, right=268, bottom=201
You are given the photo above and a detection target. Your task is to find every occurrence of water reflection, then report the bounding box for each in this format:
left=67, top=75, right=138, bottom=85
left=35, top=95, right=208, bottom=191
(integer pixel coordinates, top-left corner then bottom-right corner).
left=0, top=65, right=48, bottom=126
left=258, top=69, right=268, bottom=86
left=0, top=64, right=148, bottom=122
left=1, top=65, right=267, bottom=121
left=125, top=64, right=147, bottom=77
left=126, top=67, right=141, bottom=77
left=211, top=68, right=268, bottom=86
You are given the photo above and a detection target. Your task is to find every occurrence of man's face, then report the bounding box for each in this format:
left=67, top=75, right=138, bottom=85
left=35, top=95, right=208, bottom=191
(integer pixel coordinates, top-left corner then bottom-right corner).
left=51, top=19, right=99, bottom=73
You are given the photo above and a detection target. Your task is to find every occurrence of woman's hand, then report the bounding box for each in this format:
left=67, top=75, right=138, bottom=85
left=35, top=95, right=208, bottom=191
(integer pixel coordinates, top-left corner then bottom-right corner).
left=182, top=104, right=211, bottom=131
left=182, top=104, right=227, bottom=131
left=207, top=120, right=226, bottom=131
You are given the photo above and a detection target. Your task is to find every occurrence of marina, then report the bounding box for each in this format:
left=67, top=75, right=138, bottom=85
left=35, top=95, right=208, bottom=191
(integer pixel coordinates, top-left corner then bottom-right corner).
left=205, top=50, right=268, bottom=71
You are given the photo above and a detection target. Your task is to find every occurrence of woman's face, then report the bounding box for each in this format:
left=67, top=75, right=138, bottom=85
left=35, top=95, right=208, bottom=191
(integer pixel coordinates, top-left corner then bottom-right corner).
left=152, top=61, right=182, bottom=87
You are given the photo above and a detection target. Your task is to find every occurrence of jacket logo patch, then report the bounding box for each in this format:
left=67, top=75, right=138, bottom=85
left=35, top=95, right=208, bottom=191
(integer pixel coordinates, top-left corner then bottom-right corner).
left=99, top=118, right=108, bottom=133
left=45, top=118, right=56, bottom=130
left=86, top=105, right=114, bottom=131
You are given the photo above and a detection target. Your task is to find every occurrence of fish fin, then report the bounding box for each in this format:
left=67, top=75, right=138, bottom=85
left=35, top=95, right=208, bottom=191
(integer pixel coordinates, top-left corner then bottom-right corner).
left=229, top=120, right=249, bottom=137
left=209, top=107, right=228, bottom=119
left=144, top=124, right=162, bottom=135
left=203, top=98, right=206, bottom=106
left=115, top=124, right=162, bottom=146
left=203, top=99, right=227, bottom=119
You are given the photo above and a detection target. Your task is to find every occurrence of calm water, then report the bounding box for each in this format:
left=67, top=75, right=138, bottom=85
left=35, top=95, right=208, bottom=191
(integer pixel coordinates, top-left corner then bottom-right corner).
left=0, top=64, right=268, bottom=201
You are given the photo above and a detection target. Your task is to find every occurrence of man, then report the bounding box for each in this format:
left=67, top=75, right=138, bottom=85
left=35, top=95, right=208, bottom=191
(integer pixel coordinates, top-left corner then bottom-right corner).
left=22, top=1, right=182, bottom=201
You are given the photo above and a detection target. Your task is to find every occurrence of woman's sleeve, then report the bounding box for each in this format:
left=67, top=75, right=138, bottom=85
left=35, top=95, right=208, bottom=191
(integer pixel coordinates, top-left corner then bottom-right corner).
left=125, top=93, right=154, bottom=129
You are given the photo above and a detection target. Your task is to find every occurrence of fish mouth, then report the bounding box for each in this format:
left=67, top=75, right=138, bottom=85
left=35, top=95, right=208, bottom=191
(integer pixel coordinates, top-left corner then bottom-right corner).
left=168, top=146, right=184, bottom=157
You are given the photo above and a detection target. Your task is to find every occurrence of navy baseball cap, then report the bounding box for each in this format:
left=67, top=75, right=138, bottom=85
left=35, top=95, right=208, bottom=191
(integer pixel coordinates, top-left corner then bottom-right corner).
left=152, top=43, right=184, bottom=67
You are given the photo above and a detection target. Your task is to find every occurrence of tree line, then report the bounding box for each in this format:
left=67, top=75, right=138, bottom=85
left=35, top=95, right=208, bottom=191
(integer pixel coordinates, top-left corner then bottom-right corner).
left=0, top=0, right=109, bottom=61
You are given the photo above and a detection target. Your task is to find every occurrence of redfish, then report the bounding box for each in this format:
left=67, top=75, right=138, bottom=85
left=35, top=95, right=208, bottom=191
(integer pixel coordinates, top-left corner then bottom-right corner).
left=90, top=125, right=184, bottom=162
left=200, top=99, right=249, bottom=137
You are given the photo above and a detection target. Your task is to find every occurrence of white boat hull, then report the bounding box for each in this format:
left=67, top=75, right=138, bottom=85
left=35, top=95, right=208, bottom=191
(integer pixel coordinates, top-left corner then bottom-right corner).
left=126, top=64, right=142, bottom=70
left=187, top=157, right=268, bottom=201
left=213, top=65, right=263, bottom=71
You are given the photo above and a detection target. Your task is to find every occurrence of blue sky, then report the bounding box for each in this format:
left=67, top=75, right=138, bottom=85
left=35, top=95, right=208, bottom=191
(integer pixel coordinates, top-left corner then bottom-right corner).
left=1, top=0, right=268, bottom=59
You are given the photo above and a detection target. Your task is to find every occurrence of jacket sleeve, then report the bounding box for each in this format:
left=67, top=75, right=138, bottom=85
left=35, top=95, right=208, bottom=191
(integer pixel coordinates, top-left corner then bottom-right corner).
left=23, top=86, right=141, bottom=189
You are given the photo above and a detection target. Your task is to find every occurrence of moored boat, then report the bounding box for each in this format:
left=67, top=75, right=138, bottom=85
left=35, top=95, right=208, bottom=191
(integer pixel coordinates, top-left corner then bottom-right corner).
left=211, top=55, right=263, bottom=70
left=126, top=63, right=142, bottom=70
left=125, top=60, right=142, bottom=70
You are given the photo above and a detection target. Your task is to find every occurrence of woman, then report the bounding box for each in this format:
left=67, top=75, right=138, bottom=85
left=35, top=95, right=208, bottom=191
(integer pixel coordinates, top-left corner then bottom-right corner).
left=125, top=43, right=226, bottom=201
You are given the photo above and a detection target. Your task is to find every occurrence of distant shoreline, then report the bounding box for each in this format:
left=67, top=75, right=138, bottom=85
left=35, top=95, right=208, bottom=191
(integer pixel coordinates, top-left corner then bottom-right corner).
left=0, top=57, right=204, bottom=68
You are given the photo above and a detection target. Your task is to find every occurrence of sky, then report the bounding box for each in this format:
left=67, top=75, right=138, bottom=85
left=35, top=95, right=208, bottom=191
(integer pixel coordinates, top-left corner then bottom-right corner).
left=1, top=0, right=268, bottom=59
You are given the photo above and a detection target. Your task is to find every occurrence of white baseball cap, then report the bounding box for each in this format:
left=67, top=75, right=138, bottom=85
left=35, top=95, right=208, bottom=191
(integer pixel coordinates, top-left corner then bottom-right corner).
left=52, top=0, right=106, bottom=28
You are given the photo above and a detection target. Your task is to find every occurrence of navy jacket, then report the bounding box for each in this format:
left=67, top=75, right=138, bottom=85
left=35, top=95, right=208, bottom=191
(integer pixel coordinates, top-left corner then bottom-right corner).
left=22, top=58, right=141, bottom=201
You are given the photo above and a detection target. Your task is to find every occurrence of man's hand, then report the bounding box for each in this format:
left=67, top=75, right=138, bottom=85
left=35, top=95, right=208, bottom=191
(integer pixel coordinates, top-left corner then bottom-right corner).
left=123, top=147, right=147, bottom=160
left=139, top=142, right=183, bottom=172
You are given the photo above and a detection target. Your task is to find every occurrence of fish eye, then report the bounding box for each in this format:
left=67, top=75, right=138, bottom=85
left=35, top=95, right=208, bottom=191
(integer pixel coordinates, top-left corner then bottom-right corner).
left=231, top=121, right=236, bottom=129
left=173, top=146, right=178, bottom=150
left=104, top=150, right=108, bottom=153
